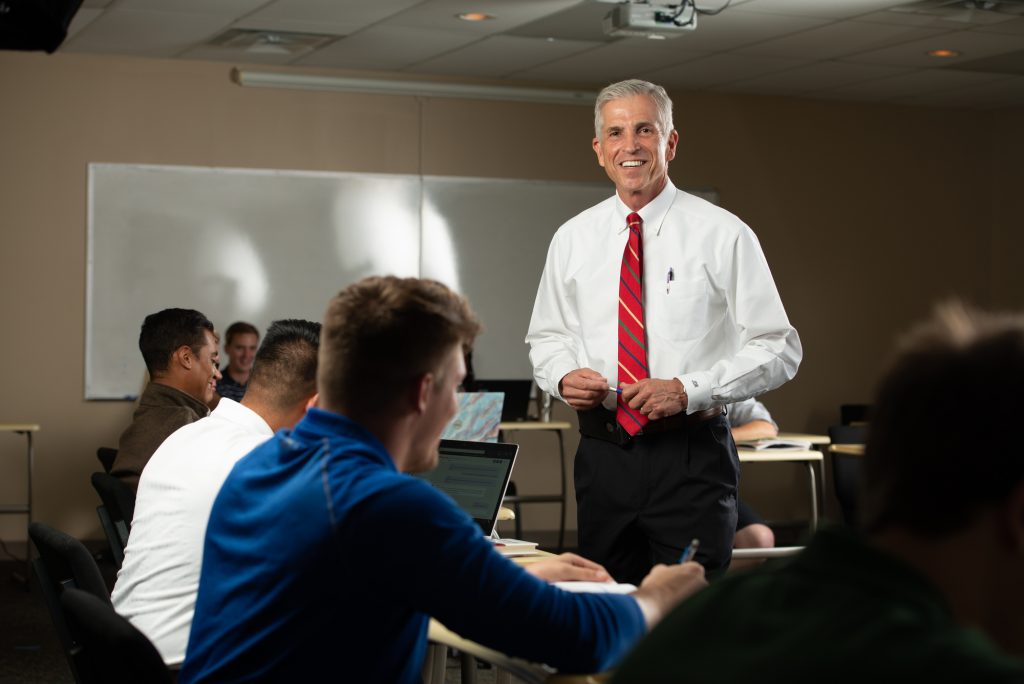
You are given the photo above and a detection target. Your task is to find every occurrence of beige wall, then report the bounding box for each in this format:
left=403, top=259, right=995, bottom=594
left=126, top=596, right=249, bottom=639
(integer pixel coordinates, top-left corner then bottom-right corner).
left=0, top=51, right=1020, bottom=541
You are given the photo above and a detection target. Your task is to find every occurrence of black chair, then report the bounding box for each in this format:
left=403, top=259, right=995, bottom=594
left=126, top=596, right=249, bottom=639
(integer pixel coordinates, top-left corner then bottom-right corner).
left=91, top=472, right=136, bottom=569
left=28, top=522, right=112, bottom=683
left=828, top=424, right=867, bottom=527
left=96, top=447, right=118, bottom=474
left=61, top=588, right=173, bottom=684
left=839, top=404, right=871, bottom=426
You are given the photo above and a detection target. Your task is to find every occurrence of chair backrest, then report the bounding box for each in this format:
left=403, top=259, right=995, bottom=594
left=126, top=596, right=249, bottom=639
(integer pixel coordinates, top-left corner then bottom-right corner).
left=28, top=522, right=112, bottom=684
left=60, top=588, right=172, bottom=684
left=96, top=505, right=125, bottom=569
left=839, top=404, right=871, bottom=426
left=827, top=425, right=867, bottom=526
left=96, top=447, right=118, bottom=474
left=91, top=472, right=136, bottom=534
left=91, top=472, right=135, bottom=568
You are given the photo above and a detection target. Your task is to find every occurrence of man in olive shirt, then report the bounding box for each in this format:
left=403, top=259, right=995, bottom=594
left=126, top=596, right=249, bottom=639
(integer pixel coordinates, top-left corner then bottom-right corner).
left=111, top=308, right=221, bottom=492
left=614, top=303, right=1024, bottom=682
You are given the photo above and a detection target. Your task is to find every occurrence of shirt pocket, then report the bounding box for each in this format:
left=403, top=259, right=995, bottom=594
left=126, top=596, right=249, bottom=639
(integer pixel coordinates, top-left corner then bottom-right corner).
left=648, top=275, right=714, bottom=342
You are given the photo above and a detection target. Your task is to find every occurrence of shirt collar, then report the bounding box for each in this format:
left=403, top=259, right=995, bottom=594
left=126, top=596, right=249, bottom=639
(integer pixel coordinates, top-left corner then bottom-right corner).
left=614, top=178, right=678, bottom=237
left=290, top=406, right=396, bottom=472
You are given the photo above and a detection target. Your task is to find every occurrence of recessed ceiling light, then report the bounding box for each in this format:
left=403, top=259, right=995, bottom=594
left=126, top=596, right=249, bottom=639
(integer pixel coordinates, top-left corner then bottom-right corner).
left=927, top=49, right=961, bottom=58
left=457, top=12, right=494, bottom=21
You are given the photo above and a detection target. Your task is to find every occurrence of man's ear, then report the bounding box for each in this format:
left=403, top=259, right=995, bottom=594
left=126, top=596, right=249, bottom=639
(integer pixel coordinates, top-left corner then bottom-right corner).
left=173, top=345, right=194, bottom=371
left=415, top=373, right=434, bottom=414
left=305, top=392, right=319, bottom=410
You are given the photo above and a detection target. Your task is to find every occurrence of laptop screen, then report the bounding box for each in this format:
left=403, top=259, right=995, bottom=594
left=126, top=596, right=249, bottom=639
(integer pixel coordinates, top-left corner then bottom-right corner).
left=414, top=439, right=518, bottom=535
left=466, top=379, right=534, bottom=422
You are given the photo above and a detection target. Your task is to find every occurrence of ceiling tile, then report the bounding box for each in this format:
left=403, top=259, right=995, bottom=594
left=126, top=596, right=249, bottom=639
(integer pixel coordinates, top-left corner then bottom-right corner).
left=235, top=0, right=423, bottom=36
left=61, top=9, right=233, bottom=57
left=733, top=20, right=953, bottom=60
left=841, top=28, right=1024, bottom=67
left=295, top=26, right=478, bottom=71
left=972, top=17, right=1024, bottom=35
left=728, top=0, right=911, bottom=20
left=668, top=9, right=831, bottom=52
left=646, top=52, right=807, bottom=89
left=890, top=74, right=1024, bottom=107
left=719, top=60, right=912, bottom=94
left=407, top=35, right=602, bottom=78
left=66, top=8, right=104, bottom=38
left=507, top=1, right=615, bottom=42
left=114, top=0, right=267, bottom=15
left=513, top=40, right=709, bottom=85
left=385, top=0, right=584, bottom=33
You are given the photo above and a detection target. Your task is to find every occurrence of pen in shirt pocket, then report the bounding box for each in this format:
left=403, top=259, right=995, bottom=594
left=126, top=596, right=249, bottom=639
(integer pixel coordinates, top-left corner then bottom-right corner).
left=666, top=267, right=674, bottom=294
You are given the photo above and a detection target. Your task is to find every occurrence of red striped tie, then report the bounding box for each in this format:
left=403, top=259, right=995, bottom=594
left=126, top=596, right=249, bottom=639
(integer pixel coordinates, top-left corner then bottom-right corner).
left=617, top=212, right=649, bottom=436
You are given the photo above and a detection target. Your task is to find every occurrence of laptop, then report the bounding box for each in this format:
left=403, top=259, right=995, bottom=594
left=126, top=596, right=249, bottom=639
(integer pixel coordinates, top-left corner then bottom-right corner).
left=414, top=439, right=518, bottom=536
left=441, top=392, right=503, bottom=442
left=466, top=379, right=534, bottom=422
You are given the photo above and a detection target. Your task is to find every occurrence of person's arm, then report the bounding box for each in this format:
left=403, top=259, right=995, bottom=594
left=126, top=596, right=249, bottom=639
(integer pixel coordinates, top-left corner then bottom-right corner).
left=728, top=398, right=778, bottom=441
left=527, top=230, right=601, bottom=406
left=524, top=553, right=611, bottom=583
left=731, top=420, right=778, bottom=442
left=676, top=226, right=802, bottom=412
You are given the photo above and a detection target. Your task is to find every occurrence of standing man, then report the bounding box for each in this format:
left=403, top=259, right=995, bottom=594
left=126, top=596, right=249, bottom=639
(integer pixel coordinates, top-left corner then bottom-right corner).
left=112, top=308, right=222, bottom=492
left=215, top=321, right=260, bottom=403
left=527, top=79, right=801, bottom=583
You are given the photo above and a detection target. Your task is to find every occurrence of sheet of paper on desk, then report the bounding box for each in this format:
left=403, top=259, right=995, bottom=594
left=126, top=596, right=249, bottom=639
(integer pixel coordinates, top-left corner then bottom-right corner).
left=736, top=438, right=812, bottom=451
left=554, top=581, right=637, bottom=594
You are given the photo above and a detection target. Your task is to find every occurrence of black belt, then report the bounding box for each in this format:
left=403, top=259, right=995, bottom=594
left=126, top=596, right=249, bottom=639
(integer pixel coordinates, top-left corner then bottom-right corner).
left=578, top=405, right=724, bottom=446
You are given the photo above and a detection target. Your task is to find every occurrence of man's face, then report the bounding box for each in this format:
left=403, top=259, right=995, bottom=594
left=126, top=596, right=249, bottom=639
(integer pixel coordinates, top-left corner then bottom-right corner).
left=406, top=345, right=465, bottom=474
left=593, top=94, right=678, bottom=210
left=225, top=332, right=259, bottom=375
left=186, top=329, right=221, bottom=403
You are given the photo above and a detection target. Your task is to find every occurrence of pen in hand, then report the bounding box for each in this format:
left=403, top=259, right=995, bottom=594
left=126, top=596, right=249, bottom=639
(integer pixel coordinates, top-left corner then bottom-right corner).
left=608, top=387, right=623, bottom=395
left=679, top=538, right=700, bottom=564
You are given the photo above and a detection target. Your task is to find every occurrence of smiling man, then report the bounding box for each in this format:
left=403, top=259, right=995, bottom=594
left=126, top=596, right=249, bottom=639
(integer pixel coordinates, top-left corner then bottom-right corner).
left=527, top=79, right=802, bottom=584
left=215, top=321, right=259, bottom=403
left=112, top=308, right=222, bottom=492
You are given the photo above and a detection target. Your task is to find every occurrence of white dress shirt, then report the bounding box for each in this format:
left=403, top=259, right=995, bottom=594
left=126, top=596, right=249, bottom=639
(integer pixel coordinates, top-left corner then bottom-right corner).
left=527, top=180, right=802, bottom=413
left=111, top=398, right=273, bottom=666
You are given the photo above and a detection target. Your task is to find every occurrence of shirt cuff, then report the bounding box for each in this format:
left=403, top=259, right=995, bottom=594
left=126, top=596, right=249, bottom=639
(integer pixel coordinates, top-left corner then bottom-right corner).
left=679, top=371, right=713, bottom=412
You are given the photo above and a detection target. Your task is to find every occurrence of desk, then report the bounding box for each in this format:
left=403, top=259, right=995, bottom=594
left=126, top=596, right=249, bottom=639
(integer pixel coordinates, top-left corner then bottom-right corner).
left=1, top=424, right=39, bottom=582
left=498, top=421, right=572, bottom=552
left=738, top=448, right=823, bottom=532
left=829, top=443, right=864, bottom=457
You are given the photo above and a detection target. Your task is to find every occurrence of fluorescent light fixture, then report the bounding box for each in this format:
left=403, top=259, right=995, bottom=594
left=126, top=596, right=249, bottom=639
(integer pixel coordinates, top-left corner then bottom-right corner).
left=231, top=68, right=597, bottom=106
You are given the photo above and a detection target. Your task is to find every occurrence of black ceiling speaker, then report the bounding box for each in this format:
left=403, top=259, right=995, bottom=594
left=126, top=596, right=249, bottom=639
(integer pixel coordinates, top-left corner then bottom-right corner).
left=0, top=0, right=86, bottom=53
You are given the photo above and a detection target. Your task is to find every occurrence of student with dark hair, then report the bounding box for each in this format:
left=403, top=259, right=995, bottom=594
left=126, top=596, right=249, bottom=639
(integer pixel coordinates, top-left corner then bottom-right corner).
left=112, top=308, right=220, bottom=491
left=613, top=303, right=1024, bottom=682
left=113, top=319, right=322, bottom=668
left=182, top=276, right=707, bottom=683
left=216, top=321, right=260, bottom=402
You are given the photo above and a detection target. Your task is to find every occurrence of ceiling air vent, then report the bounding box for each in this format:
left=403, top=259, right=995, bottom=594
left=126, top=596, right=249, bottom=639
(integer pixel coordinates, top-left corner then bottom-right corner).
left=207, top=29, right=337, bottom=56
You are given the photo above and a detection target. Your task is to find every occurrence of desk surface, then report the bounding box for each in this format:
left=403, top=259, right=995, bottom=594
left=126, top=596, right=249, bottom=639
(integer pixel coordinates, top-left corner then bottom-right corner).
left=0, top=424, right=40, bottom=432
left=738, top=448, right=822, bottom=463
left=829, top=444, right=865, bottom=456
left=778, top=432, right=829, bottom=444
left=499, top=421, right=572, bottom=431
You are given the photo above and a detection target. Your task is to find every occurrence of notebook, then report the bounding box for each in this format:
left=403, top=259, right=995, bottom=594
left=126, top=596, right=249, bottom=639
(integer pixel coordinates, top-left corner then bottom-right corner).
left=466, top=379, right=534, bottom=422
left=414, top=439, right=518, bottom=536
left=441, top=392, right=504, bottom=442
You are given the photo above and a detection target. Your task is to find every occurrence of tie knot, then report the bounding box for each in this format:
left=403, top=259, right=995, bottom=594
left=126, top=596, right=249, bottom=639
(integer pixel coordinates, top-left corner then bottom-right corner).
left=627, top=212, right=642, bottom=234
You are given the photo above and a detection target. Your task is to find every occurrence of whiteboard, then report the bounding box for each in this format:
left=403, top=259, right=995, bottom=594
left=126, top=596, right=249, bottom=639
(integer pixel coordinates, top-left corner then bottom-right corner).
left=85, top=164, right=614, bottom=399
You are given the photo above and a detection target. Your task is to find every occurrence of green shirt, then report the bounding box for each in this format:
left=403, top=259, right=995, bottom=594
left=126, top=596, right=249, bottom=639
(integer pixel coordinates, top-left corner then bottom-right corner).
left=613, top=526, right=1024, bottom=683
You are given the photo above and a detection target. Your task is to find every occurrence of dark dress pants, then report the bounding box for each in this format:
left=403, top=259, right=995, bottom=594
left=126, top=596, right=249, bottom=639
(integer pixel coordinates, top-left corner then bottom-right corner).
left=574, top=414, right=739, bottom=586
